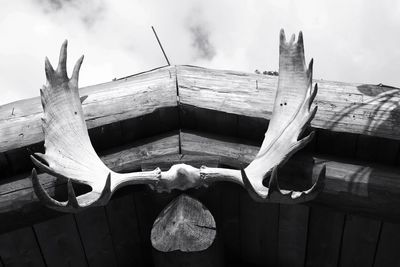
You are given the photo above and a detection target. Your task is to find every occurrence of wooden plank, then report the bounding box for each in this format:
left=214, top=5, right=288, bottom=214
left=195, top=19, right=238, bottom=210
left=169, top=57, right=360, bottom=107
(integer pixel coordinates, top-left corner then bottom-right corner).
left=177, top=65, right=400, bottom=140
left=34, top=214, right=88, bottom=267
left=374, top=222, right=400, bottom=266
left=339, top=215, right=381, bottom=267
left=105, top=194, right=145, bottom=266
left=219, top=182, right=241, bottom=266
left=180, top=132, right=400, bottom=220
left=0, top=133, right=179, bottom=218
left=278, top=204, right=309, bottom=267
left=4, top=132, right=400, bottom=227
left=152, top=242, right=224, bottom=267
left=0, top=66, right=177, bottom=152
left=304, top=128, right=350, bottom=267
left=74, top=207, right=117, bottom=267
left=356, top=135, right=399, bottom=165
left=3, top=65, right=400, bottom=155
left=240, top=192, right=279, bottom=266
left=144, top=158, right=224, bottom=266
left=305, top=206, right=345, bottom=267
left=134, top=187, right=179, bottom=265
left=0, top=227, right=45, bottom=267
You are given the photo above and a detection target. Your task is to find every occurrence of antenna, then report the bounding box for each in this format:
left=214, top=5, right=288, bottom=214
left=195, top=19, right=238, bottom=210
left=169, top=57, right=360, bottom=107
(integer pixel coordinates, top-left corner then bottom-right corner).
left=151, top=26, right=171, bottom=66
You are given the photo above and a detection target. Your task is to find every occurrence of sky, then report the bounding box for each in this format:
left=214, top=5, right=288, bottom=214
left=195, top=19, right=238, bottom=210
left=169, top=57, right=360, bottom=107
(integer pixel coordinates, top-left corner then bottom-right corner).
left=1, top=0, right=400, bottom=104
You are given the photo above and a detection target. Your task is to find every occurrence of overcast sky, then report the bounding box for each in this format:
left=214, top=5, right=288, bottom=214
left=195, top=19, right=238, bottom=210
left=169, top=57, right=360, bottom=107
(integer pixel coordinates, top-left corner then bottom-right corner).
left=1, top=0, right=399, bottom=104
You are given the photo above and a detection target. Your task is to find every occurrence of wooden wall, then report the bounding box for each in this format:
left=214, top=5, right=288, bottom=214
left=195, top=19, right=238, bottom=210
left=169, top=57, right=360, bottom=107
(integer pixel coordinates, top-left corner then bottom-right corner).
left=1, top=65, right=400, bottom=266
left=0, top=181, right=399, bottom=266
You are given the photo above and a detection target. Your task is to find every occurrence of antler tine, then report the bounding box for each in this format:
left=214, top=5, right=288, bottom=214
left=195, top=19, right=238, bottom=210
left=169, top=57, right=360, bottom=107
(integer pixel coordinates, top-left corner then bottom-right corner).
left=241, top=29, right=325, bottom=203
left=32, top=169, right=112, bottom=213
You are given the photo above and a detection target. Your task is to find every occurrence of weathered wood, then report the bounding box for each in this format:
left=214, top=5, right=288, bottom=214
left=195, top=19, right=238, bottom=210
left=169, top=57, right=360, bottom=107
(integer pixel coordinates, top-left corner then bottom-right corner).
left=141, top=154, right=221, bottom=172
left=339, top=215, right=381, bottom=267
left=240, top=192, right=279, bottom=266
left=305, top=206, right=345, bottom=267
left=374, top=222, right=400, bottom=266
left=34, top=214, right=88, bottom=267
left=0, top=227, right=45, bottom=267
left=74, top=207, right=117, bottom=267
left=278, top=204, right=309, bottom=267
left=0, top=66, right=177, bottom=152
left=0, top=134, right=179, bottom=216
left=2, top=64, right=400, bottom=155
left=151, top=194, right=216, bottom=252
left=219, top=182, right=241, bottom=266
left=105, top=194, right=145, bottom=266
left=152, top=239, right=224, bottom=267
left=180, top=132, right=400, bottom=220
left=134, top=187, right=179, bottom=265
left=177, top=65, right=400, bottom=140
left=3, top=131, right=400, bottom=223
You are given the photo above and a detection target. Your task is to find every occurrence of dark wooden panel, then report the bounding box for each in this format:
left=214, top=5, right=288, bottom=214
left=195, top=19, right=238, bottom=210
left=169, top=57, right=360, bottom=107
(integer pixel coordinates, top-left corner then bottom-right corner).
left=278, top=204, right=309, bottom=267
left=152, top=240, right=224, bottom=267
left=134, top=188, right=178, bottom=266
left=0, top=227, right=45, bottom=267
left=356, top=135, right=399, bottom=165
left=75, top=207, right=117, bottom=267
left=240, top=192, right=279, bottom=266
left=180, top=104, right=238, bottom=138
left=315, top=130, right=358, bottom=159
left=339, top=215, right=381, bottom=267
left=373, top=222, right=400, bottom=266
left=219, top=183, right=241, bottom=266
left=34, top=214, right=88, bottom=267
left=305, top=206, right=345, bottom=267
left=105, top=194, right=144, bottom=266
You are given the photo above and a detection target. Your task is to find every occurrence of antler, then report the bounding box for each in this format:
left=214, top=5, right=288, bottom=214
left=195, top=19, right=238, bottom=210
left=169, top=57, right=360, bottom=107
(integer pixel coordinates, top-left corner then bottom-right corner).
left=240, top=29, right=325, bottom=203
left=31, top=41, right=162, bottom=212
left=32, top=30, right=324, bottom=213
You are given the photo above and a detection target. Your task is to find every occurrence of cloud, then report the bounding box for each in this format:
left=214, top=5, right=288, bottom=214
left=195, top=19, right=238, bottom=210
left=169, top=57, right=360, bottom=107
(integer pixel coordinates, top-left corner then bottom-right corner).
left=189, top=24, right=216, bottom=60
left=1, top=0, right=400, bottom=105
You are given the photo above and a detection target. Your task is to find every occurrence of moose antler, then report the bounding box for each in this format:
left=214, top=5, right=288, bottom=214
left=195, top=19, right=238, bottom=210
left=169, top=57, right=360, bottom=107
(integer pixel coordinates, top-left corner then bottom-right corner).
left=31, top=41, right=162, bottom=212
left=32, top=30, right=324, bottom=212
left=241, top=30, right=325, bottom=203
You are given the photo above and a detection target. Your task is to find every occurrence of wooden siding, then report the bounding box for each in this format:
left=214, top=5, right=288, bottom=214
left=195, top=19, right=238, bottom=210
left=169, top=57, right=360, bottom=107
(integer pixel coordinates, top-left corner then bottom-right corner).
left=0, top=65, right=400, bottom=266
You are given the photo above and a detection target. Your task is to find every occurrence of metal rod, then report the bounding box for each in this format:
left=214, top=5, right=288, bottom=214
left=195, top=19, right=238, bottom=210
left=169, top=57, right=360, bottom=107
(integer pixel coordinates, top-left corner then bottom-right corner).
left=151, top=26, right=171, bottom=66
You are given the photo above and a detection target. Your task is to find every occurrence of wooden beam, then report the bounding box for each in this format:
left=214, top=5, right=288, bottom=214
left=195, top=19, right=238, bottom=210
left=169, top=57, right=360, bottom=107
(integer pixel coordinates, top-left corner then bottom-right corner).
left=1, top=131, right=400, bottom=222
left=0, top=134, right=179, bottom=216
left=180, top=132, right=400, bottom=220
left=0, top=66, right=177, bottom=152
left=177, top=65, right=400, bottom=140
left=1, top=65, right=400, bottom=154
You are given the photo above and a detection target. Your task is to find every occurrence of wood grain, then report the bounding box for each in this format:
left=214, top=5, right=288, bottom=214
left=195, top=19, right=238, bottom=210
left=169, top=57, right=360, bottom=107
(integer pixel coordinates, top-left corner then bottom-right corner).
left=0, top=66, right=177, bottom=152
left=34, top=214, right=88, bottom=267
left=151, top=194, right=216, bottom=252
left=180, top=132, right=400, bottom=220
left=0, top=227, right=45, bottom=267
left=2, top=132, right=400, bottom=223
left=373, top=222, right=400, bottom=266
left=2, top=64, right=400, bottom=155
left=74, top=207, right=117, bottom=267
left=0, top=134, right=179, bottom=215
left=278, top=204, right=309, bottom=267
left=177, top=65, right=400, bottom=140
left=240, top=193, right=279, bottom=266
left=105, top=194, right=145, bottom=266
left=339, top=215, right=381, bottom=267
left=305, top=206, right=345, bottom=267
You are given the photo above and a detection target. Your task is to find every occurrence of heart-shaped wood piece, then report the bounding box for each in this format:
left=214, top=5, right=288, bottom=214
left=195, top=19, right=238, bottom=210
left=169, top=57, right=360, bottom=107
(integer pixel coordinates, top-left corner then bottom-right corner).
left=151, top=194, right=216, bottom=252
